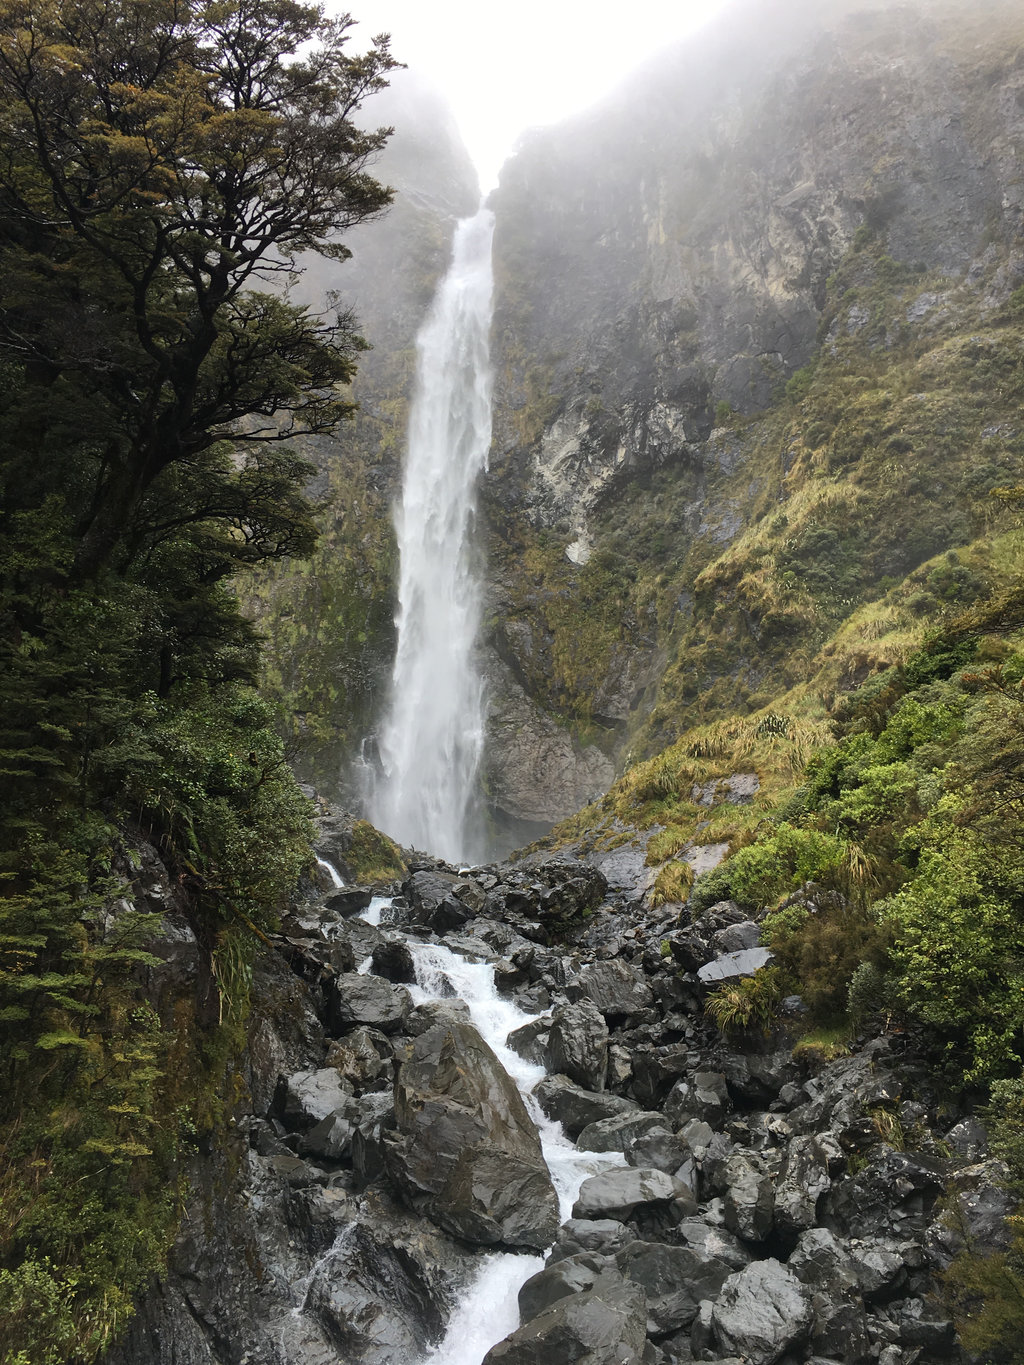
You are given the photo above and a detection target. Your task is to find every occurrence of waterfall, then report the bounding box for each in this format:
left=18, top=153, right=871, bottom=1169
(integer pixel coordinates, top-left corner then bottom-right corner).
left=368, top=209, right=495, bottom=865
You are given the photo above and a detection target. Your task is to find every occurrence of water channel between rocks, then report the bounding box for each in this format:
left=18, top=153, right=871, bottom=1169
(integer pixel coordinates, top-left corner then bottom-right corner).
left=355, top=900, right=623, bottom=1365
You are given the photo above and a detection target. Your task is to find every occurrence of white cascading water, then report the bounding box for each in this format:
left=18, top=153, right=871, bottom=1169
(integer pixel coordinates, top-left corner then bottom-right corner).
left=402, top=938, right=624, bottom=1365
left=368, top=209, right=496, bottom=865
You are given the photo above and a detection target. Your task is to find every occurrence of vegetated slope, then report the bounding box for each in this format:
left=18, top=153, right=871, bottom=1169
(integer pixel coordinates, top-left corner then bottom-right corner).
left=497, top=5, right=1024, bottom=1340
left=0, top=5, right=402, bottom=1358
left=481, top=0, right=1024, bottom=823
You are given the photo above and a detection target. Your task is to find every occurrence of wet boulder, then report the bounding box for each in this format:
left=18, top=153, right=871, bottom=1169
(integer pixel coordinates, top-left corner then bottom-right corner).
left=385, top=1019, right=559, bottom=1250
left=370, top=938, right=417, bottom=984
left=572, top=1167, right=696, bottom=1224
left=297, top=1218, right=461, bottom=1365
left=406, top=869, right=473, bottom=933
left=275, top=1068, right=354, bottom=1130
left=300, top=1091, right=394, bottom=1163
left=615, top=1240, right=732, bottom=1334
left=709, top=1259, right=814, bottom=1365
left=824, top=1148, right=948, bottom=1240
left=578, top=959, right=654, bottom=1019
left=697, top=947, right=773, bottom=983
left=663, top=1071, right=729, bottom=1128
left=548, top=1000, right=609, bottom=1091
left=507, top=1016, right=552, bottom=1066
left=625, top=1128, right=694, bottom=1184
left=518, top=1252, right=608, bottom=1321
left=629, top=1043, right=693, bottom=1107
left=774, top=1132, right=844, bottom=1234
left=675, top=1219, right=752, bottom=1271
left=550, top=1219, right=634, bottom=1262
left=324, top=1026, right=391, bottom=1091
left=483, top=1271, right=647, bottom=1365
left=326, top=972, right=412, bottom=1034
left=533, top=1075, right=636, bottom=1139
left=711, top=919, right=761, bottom=954
left=925, top=1158, right=1016, bottom=1266
left=720, top=1151, right=775, bottom=1242
left=322, top=887, right=374, bottom=918
left=576, top=1110, right=667, bottom=1155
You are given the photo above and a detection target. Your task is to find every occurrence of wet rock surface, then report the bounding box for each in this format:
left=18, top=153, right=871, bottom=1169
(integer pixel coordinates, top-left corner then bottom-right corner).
left=107, top=835, right=1007, bottom=1365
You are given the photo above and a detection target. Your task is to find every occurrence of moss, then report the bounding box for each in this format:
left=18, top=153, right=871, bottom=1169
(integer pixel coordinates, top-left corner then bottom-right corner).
left=344, top=819, right=407, bottom=884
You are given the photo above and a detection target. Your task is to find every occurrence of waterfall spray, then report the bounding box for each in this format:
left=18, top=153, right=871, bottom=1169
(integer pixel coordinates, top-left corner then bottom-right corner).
left=368, top=209, right=495, bottom=863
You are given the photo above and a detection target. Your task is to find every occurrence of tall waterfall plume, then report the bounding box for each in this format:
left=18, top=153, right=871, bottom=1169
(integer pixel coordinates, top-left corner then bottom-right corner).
left=368, top=209, right=495, bottom=864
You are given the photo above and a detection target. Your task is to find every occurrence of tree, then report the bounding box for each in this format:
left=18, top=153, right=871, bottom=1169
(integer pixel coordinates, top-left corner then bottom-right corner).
left=0, top=0, right=398, bottom=576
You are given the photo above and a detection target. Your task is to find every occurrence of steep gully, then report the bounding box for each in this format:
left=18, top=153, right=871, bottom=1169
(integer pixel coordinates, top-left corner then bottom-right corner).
left=110, top=199, right=1012, bottom=1362
left=359, top=207, right=622, bottom=1361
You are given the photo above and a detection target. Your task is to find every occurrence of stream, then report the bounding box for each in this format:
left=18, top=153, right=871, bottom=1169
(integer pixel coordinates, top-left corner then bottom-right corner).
left=352, top=902, right=623, bottom=1365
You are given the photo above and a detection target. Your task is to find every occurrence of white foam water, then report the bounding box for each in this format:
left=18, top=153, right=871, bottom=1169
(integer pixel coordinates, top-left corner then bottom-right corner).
left=368, top=209, right=496, bottom=865
left=408, top=940, right=624, bottom=1365
left=315, top=855, right=345, bottom=888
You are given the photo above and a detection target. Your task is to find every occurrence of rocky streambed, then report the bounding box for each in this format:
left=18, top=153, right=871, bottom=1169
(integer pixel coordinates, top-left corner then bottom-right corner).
left=109, top=823, right=1013, bottom=1365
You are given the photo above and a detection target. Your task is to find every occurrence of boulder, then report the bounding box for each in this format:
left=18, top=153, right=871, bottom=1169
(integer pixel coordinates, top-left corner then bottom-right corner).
left=572, top=1167, right=696, bottom=1223
left=385, top=1020, right=559, bottom=1249
left=548, top=1000, right=609, bottom=1091
left=533, top=1075, right=636, bottom=1139
left=824, top=1148, right=948, bottom=1240
left=698, top=948, right=773, bottom=983
left=578, top=959, right=654, bottom=1018
left=709, top=1259, right=814, bottom=1365
left=774, top=1133, right=844, bottom=1234
left=721, top=1051, right=797, bottom=1105
left=518, top=1252, right=608, bottom=1321
left=925, top=1158, right=1016, bottom=1266
left=301, top=1091, right=394, bottom=1163
left=675, top=1219, right=752, bottom=1271
left=322, top=887, right=373, bottom=918
left=720, top=1151, right=775, bottom=1242
left=615, top=1240, right=732, bottom=1333
left=629, top=1044, right=694, bottom=1107
left=808, top=1297, right=871, bottom=1363
left=625, top=1128, right=694, bottom=1183
left=712, top=920, right=761, bottom=954
left=300, top=1218, right=457, bottom=1365
left=576, top=1111, right=668, bottom=1155
left=788, top=1227, right=859, bottom=1293
left=508, top=1016, right=552, bottom=1066
left=663, top=1071, right=729, bottom=1127
left=664, top=928, right=714, bottom=974
left=324, top=1026, right=391, bottom=1090
left=550, top=1219, right=634, bottom=1261
left=326, top=973, right=412, bottom=1034
left=483, top=1271, right=647, bottom=1365
left=275, top=1068, right=353, bottom=1130
left=406, top=869, right=472, bottom=933
left=370, top=938, right=416, bottom=983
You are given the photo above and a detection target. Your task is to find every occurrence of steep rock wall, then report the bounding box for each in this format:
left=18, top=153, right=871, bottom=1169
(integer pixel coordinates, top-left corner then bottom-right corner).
left=481, top=0, right=1024, bottom=787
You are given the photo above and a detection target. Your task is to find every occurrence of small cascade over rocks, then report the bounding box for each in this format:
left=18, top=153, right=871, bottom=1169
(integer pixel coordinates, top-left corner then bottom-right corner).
left=106, top=827, right=1010, bottom=1365
left=367, top=208, right=496, bottom=866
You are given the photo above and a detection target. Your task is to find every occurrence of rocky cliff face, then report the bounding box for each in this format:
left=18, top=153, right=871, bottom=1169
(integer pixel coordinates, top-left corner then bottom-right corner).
left=489, top=0, right=1022, bottom=523
left=480, top=0, right=1024, bottom=805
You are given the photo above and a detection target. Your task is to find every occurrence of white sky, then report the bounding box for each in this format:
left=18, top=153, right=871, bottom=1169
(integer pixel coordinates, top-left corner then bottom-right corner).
left=342, top=0, right=734, bottom=188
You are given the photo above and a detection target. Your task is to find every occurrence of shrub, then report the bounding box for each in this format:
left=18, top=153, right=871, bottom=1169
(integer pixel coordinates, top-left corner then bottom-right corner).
left=705, top=968, right=782, bottom=1033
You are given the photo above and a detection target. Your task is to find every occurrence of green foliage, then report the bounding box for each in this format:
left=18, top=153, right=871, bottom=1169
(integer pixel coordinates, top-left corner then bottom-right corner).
left=705, top=967, right=782, bottom=1033
left=344, top=820, right=407, bottom=884
left=0, top=3, right=397, bottom=1358
left=689, top=823, right=849, bottom=915
left=944, top=1218, right=1024, bottom=1364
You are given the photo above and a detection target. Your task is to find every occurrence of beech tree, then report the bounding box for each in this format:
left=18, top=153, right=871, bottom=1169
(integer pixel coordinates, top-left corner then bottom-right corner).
left=0, top=0, right=397, bottom=575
